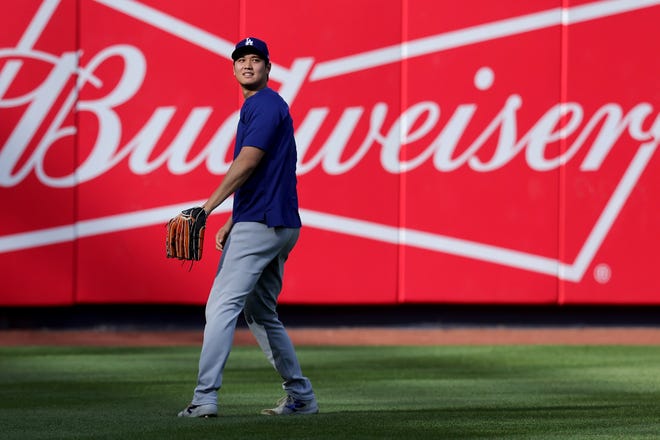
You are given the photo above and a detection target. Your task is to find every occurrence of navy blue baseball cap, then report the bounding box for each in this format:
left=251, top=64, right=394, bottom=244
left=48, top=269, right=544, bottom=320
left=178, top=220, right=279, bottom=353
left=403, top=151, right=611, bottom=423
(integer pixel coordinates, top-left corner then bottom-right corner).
left=231, top=37, right=269, bottom=62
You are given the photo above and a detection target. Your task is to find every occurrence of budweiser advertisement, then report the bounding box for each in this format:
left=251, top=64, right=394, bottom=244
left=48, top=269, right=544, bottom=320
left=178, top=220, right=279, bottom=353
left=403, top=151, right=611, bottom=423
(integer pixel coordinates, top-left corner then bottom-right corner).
left=1, top=0, right=659, bottom=306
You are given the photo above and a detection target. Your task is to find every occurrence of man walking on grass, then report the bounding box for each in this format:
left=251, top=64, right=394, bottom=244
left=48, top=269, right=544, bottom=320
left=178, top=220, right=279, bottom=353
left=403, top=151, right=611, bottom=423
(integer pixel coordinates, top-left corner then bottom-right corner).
left=177, top=36, right=318, bottom=418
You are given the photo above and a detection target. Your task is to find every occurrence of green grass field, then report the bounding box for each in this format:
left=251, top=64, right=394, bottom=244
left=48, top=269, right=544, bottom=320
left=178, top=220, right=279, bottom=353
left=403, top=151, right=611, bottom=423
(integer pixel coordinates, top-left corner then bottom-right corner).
left=1, top=344, right=660, bottom=439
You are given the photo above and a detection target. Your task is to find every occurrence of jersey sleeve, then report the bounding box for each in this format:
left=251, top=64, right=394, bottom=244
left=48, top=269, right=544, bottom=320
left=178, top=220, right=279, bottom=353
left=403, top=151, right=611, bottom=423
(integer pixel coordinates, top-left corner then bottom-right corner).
left=241, top=94, right=284, bottom=153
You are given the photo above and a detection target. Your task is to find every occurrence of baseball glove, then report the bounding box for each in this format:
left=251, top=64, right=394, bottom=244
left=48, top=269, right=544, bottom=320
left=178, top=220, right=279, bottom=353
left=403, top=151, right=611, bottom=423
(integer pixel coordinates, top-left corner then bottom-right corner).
left=166, top=207, right=207, bottom=261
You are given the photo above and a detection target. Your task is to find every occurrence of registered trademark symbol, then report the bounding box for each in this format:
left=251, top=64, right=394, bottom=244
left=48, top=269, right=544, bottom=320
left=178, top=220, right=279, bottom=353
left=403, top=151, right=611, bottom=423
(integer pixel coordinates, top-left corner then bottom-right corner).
left=593, top=264, right=612, bottom=284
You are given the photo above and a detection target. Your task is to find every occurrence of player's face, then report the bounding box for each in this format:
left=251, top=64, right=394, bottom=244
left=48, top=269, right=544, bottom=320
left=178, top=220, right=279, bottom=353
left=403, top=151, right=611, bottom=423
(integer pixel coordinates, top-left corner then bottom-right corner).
left=233, top=54, right=270, bottom=92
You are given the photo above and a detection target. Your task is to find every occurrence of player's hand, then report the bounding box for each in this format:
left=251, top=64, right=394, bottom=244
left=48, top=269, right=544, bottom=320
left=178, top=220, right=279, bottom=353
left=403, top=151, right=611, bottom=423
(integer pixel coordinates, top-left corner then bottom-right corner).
left=215, top=219, right=233, bottom=251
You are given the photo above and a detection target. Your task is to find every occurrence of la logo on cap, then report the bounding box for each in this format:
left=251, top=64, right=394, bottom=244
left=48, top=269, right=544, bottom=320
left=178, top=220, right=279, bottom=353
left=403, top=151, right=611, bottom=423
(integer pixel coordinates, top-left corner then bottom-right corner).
left=245, top=38, right=254, bottom=46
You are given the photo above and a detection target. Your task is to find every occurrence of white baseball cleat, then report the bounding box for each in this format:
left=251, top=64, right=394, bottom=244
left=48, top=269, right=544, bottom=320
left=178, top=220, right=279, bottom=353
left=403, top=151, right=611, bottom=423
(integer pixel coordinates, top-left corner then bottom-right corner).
left=261, top=395, right=319, bottom=415
left=177, top=403, right=218, bottom=418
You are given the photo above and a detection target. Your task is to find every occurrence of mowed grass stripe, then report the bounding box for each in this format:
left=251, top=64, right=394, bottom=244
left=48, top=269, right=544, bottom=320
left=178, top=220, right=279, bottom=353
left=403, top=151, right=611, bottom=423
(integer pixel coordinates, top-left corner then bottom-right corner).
left=1, top=345, right=659, bottom=439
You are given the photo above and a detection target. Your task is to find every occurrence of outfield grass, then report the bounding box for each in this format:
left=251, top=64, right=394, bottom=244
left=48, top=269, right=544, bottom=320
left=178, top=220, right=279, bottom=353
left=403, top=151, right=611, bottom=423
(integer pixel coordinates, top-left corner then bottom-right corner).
left=1, top=344, right=660, bottom=439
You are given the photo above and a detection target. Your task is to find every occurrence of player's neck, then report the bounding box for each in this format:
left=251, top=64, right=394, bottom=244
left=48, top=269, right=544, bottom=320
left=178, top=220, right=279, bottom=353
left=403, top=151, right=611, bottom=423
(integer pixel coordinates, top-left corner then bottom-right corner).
left=242, top=83, right=267, bottom=99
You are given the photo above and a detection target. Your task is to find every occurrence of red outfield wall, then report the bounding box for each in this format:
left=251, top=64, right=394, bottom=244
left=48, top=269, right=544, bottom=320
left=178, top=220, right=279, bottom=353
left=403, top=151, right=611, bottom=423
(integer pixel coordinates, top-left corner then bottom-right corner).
left=1, top=0, right=659, bottom=306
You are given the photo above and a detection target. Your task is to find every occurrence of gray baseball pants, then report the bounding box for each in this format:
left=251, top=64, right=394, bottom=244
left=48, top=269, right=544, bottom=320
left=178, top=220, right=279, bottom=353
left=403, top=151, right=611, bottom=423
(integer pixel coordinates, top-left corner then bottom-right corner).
left=191, top=221, right=315, bottom=405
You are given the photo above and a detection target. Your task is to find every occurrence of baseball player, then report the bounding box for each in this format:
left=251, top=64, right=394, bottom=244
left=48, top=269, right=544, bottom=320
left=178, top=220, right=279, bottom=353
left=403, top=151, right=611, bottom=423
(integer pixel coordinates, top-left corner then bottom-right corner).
left=177, top=37, right=318, bottom=417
